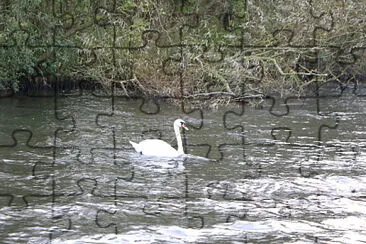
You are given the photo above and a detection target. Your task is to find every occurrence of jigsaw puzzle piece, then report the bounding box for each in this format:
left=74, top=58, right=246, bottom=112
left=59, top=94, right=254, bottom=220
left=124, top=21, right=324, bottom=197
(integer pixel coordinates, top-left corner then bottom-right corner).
left=5, top=12, right=62, bottom=95
left=0, top=130, right=56, bottom=242
left=96, top=166, right=204, bottom=233
left=89, top=149, right=135, bottom=199
left=50, top=82, right=137, bottom=239
left=270, top=0, right=334, bottom=47
left=350, top=48, right=366, bottom=97
left=6, top=9, right=55, bottom=48
left=96, top=198, right=203, bottom=234
left=47, top=140, right=129, bottom=240
left=180, top=45, right=262, bottom=99
left=115, top=42, right=187, bottom=98
left=0, top=96, right=72, bottom=146
left=54, top=81, right=115, bottom=163
left=50, top=144, right=133, bottom=203
left=178, top=0, right=249, bottom=48
left=52, top=1, right=130, bottom=85
left=50, top=176, right=118, bottom=240
left=0, top=26, right=57, bottom=96
left=316, top=85, right=366, bottom=167
left=198, top=180, right=252, bottom=224
left=178, top=171, right=257, bottom=228
left=232, top=1, right=274, bottom=47
left=0, top=129, right=55, bottom=202
left=321, top=46, right=366, bottom=98
left=336, top=47, right=366, bottom=97
left=142, top=0, right=200, bottom=47
left=178, top=151, right=263, bottom=228
left=223, top=95, right=339, bottom=170
left=317, top=44, right=365, bottom=148
left=53, top=0, right=117, bottom=44
left=171, top=102, right=244, bottom=161
left=299, top=0, right=334, bottom=46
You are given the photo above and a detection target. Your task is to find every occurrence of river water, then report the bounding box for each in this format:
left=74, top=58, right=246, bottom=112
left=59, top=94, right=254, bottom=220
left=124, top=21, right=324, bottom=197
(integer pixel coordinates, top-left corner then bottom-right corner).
left=1, top=89, right=366, bottom=243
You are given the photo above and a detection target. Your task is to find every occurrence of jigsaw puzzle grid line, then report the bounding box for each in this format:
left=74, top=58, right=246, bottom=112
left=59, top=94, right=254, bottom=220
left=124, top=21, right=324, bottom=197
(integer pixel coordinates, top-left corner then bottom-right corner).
left=1, top=0, right=366, bottom=243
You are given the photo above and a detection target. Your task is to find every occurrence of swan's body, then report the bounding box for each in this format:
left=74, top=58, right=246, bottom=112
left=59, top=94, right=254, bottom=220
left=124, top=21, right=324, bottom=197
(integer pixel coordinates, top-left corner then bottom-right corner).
left=129, top=119, right=188, bottom=157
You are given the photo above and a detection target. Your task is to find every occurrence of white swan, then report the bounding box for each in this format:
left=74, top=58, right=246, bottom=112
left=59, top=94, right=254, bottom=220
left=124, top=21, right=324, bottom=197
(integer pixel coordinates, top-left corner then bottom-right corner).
left=129, top=119, right=188, bottom=157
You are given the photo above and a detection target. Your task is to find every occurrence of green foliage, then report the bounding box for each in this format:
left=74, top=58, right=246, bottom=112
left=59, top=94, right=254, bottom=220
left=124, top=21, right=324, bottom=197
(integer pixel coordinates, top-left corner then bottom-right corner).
left=0, top=0, right=69, bottom=90
left=0, top=0, right=365, bottom=98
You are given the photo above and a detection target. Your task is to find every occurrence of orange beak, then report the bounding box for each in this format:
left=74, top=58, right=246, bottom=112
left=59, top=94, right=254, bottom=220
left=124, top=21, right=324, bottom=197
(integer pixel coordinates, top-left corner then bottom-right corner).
left=182, top=123, right=188, bottom=130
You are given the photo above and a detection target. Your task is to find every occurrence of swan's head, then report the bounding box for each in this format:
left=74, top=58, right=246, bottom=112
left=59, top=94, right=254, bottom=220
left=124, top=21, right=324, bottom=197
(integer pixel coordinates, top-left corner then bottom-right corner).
left=174, top=119, right=188, bottom=130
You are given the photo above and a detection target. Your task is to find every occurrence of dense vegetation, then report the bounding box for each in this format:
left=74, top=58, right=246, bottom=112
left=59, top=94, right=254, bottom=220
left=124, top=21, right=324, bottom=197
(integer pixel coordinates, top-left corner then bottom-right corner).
left=0, top=0, right=365, bottom=100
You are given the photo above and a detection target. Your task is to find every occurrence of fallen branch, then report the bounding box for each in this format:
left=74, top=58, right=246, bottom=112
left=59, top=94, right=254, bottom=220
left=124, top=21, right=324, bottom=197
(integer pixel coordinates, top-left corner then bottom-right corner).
left=184, top=91, right=235, bottom=98
left=233, top=94, right=265, bottom=101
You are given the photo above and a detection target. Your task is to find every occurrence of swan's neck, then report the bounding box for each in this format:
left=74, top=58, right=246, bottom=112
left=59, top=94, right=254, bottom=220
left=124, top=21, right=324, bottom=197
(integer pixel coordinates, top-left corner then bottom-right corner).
left=174, top=126, right=184, bottom=155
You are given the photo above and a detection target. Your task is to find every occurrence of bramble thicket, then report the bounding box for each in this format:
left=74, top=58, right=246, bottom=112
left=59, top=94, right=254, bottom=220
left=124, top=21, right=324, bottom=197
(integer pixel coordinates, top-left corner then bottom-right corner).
left=0, top=0, right=365, bottom=100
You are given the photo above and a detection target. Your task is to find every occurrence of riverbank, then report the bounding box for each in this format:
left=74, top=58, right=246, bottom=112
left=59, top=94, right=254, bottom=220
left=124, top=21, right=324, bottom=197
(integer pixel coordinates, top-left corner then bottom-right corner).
left=1, top=1, right=365, bottom=103
left=2, top=78, right=366, bottom=111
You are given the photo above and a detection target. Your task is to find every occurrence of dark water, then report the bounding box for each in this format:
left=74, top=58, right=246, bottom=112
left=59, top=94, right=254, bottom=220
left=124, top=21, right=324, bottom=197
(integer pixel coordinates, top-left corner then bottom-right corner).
left=1, top=91, right=366, bottom=243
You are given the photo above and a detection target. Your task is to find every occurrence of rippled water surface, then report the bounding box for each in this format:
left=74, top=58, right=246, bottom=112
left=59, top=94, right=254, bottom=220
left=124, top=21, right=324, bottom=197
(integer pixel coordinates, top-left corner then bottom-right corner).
left=1, top=91, right=366, bottom=243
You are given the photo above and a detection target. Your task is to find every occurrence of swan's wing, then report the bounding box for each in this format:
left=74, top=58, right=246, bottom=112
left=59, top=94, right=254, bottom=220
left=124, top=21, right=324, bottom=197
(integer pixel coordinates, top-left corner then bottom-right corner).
left=132, top=139, right=179, bottom=157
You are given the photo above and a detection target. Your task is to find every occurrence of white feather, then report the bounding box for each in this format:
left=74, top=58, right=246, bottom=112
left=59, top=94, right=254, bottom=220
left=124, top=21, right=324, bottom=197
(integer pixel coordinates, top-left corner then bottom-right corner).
left=129, top=119, right=188, bottom=157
